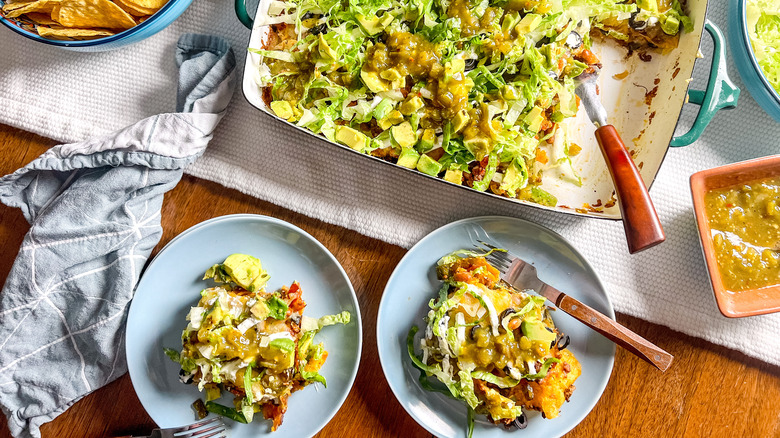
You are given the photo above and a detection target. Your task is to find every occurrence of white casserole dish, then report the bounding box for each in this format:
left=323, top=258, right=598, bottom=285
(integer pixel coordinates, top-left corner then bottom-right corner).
left=238, top=0, right=737, bottom=219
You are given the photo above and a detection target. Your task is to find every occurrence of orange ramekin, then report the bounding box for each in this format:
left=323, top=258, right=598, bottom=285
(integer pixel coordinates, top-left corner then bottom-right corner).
left=690, top=155, right=780, bottom=318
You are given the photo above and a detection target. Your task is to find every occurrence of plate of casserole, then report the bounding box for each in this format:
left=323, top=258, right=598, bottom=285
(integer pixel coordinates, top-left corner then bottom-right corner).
left=376, top=216, right=614, bottom=438
left=126, top=214, right=362, bottom=438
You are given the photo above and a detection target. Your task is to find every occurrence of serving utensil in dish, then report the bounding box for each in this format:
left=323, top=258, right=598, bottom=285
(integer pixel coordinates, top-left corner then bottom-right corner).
left=575, top=71, right=665, bottom=253
left=126, top=214, right=362, bottom=438
left=238, top=0, right=737, bottom=222
left=690, top=155, right=780, bottom=318
left=376, top=216, right=615, bottom=438
left=475, top=241, right=672, bottom=371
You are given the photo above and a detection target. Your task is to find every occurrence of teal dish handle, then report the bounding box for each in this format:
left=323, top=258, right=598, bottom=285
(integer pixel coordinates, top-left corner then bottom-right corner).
left=236, top=0, right=253, bottom=29
left=670, top=21, right=740, bottom=147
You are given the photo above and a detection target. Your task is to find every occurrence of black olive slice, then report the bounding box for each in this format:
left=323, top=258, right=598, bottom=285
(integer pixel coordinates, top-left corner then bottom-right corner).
left=470, top=323, right=483, bottom=340
left=498, top=308, right=516, bottom=321
left=629, top=11, right=647, bottom=30
left=565, top=31, right=582, bottom=49
left=512, top=412, right=528, bottom=429
left=556, top=333, right=571, bottom=350
left=309, top=23, right=328, bottom=35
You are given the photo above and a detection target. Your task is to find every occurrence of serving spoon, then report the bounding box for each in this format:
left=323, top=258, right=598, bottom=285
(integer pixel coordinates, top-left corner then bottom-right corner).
left=575, top=71, right=665, bottom=254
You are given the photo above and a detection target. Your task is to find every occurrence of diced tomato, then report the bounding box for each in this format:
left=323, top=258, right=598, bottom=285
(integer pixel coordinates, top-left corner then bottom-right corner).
left=285, top=281, right=306, bottom=314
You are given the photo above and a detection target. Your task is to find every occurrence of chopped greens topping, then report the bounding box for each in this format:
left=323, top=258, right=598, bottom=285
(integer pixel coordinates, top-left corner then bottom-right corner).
left=410, top=250, right=582, bottom=434
left=166, top=254, right=350, bottom=429
left=254, top=0, right=690, bottom=206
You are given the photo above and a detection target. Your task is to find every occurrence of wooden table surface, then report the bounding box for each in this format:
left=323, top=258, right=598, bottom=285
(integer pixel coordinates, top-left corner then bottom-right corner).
left=0, top=124, right=778, bottom=438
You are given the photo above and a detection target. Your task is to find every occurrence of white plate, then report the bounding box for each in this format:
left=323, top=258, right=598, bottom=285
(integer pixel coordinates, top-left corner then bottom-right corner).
left=377, top=216, right=615, bottom=438
left=126, top=214, right=362, bottom=438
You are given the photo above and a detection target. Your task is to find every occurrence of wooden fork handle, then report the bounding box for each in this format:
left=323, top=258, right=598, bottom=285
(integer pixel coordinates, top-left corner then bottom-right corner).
left=554, top=292, right=674, bottom=372
left=595, top=125, right=665, bottom=254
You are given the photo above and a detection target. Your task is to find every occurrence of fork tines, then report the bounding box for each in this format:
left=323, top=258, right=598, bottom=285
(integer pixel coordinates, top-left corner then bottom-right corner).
left=173, top=417, right=226, bottom=438
left=475, top=240, right=512, bottom=273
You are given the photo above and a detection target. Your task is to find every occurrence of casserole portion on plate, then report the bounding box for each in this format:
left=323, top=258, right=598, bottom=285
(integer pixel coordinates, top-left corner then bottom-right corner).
left=408, top=249, right=581, bottom=435
left=249, top=0, right=691, bottom=207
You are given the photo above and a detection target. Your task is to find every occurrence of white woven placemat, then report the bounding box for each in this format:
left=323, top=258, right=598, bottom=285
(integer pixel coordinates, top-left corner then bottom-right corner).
left=2, top=1, right=779, bottom=366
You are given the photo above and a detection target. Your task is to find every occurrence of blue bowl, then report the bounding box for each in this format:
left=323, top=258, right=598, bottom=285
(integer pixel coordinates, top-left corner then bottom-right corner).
left=728, top=0, right=780, bottom=122
left=0, top=0, right=192, bottom=51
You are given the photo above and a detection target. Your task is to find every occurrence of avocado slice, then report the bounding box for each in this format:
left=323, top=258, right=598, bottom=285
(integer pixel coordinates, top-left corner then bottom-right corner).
left=270, top=101, right=294, bottom=120
left=661, top=15, right=680, bottom=35
left=378, top=110, right=405, bottom=130
left=502, top=85, right=519, bottom=101
left=416, top=154, right=443, bottom=176
left=464, top=136, right=490, bottom=160
left=380, top=68, right=403, bottom=82
left=499, top=159, right=528, bottom=196
left=318, top=33, right=338, bottom=60
left=356, top=13, right=383, bottom=35
left=515, top=13, right=542, bottom=34
left=221, top=254, right=269, bottom=292
left=524, top=106, right=545, bottom=133
left=452, top=109, right=470, bottom=133
left=521, top=319, right=557, bottom=344
left=637, top=0, right=658, bottom=12
left=250, top=300, right=270, bottom=319
left=372, top=98, right=394, bottom=120
left=397, top=147, right=421, bottom=169
left=335, top=126, right=368, bottom=152
left=444, top=58, right=465, bottom=79
left=391, top=121, right=418, bottom=148
left=399, top=96, right=424, bottom=116
left=417, top=128, right=436, bottom=153
left=360, top=69, right=390, bottom=93
left=443, top=168, right=463, bottom=184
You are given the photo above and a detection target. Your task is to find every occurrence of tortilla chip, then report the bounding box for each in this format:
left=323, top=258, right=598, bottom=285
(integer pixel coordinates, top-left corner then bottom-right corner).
left=1, top=0, right=37, bottom=10
left=113, top=0, right=155, bottom=16
left=121, top=0, right=165, bottom=10
left=25, top=11, right=57, bottom=23
left=2, top=0, right=54, bottom=18
left=37, top=25, right=114, bottom=39
left=49, top=3, right=59, bottom=19
left=55, top=0, right=135, bottom=29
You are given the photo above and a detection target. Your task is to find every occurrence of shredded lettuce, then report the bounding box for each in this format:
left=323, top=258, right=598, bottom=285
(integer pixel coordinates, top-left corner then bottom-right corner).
left=269, top=337, right=295, bottom=352
left=436, top=248, right=506, bottom=266
left=471, top=370, right=519, bottom=388
left=525, top=357, right=561, bottom=380
left=255, top=0, right=692, bottom=207
left=748, top=0, right=780, bottom=94
left=164, top=347, right=180, bottom=363
left=317, top=311, right=351, bottom=328
left=243, top=365, right=254, bottom=404
left=205, top=401, right=249, bottom=424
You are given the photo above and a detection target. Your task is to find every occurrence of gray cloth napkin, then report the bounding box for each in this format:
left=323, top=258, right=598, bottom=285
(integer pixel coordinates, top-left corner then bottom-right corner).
left=0, top=34, right=236, bottom=438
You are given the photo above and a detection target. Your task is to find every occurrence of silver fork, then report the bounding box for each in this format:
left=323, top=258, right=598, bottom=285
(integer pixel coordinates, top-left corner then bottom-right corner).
left=476, top=241, right=674, bottom=372
left=118, top=417, right=227, bottom=438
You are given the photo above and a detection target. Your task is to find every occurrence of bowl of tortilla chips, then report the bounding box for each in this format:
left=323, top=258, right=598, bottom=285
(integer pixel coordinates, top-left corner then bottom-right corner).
left=0, top=0, right=191, bottom=50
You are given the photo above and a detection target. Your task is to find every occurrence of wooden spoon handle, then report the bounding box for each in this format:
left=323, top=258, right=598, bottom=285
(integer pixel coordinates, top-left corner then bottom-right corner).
left=555, top=293, right=673, bottom=372
left=595, top=125, right=665, bottom=253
